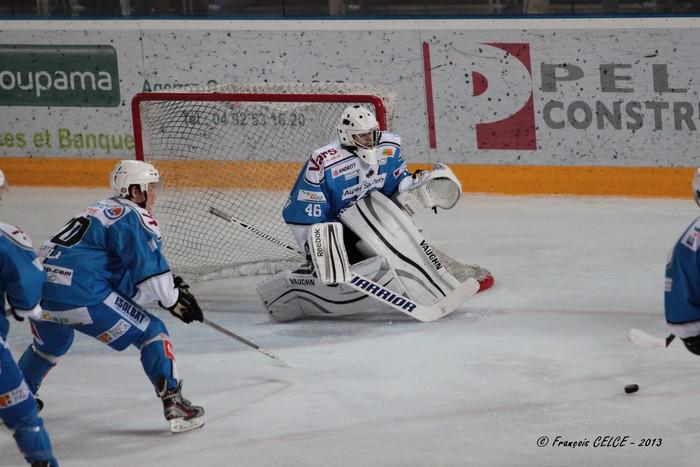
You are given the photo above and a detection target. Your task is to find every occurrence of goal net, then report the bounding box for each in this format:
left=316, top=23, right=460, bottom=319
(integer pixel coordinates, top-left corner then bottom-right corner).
left=132, top=83, right=397, bottom=279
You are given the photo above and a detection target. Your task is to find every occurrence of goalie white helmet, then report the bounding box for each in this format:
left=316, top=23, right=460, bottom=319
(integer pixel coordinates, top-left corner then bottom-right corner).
left=111, top=160, right=160, bottom=199
left=336, top=105, right=381, bottom=165
left=693, top=168, right=700, bottom=207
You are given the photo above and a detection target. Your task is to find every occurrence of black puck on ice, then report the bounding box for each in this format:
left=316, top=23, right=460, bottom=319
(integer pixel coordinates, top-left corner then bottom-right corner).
left=624, top=384, right=639, bottom=394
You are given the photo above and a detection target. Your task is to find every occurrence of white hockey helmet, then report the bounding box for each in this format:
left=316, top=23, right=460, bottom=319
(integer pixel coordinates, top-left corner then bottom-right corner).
left=336, top=105, right=381, bottom=165
left=693, top=168, right=700, bottom=207
left=110, top=160, right=160, bottom=199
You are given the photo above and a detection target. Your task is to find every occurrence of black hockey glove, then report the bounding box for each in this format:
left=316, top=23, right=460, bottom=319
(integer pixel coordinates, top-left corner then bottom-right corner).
left=159, top=276, right=203, bottom=324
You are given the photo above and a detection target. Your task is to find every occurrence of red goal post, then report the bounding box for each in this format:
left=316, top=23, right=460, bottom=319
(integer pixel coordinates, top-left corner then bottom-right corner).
left=130, top=84, right=396, bottom=278
left=132, top=92, right=389, bottom=161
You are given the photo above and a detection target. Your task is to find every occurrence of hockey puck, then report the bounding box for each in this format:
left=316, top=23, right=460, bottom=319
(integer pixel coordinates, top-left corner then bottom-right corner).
left=624, top=384, right=639, bottom=394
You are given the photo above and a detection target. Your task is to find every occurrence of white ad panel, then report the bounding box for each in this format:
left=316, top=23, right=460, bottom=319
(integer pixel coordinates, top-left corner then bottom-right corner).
left=0, top=19, right=698, bottom=166
left=428, top=27, right=699, bottom=166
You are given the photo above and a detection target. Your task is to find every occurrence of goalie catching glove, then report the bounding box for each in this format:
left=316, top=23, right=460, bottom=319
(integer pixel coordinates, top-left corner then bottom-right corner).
left=159, top=276, right=204, bottom=323
left=308, top=222, right=352, bottom=285
left=394, top=163, right=462, bottom=216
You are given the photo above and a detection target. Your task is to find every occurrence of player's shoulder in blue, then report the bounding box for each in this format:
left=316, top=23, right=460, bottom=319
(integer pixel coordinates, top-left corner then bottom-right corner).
left=0, top=221, right=34, bottom=251
left=303, top=142, right=354, bottom=185
left=0, top=222, right=44, bottom=289
left=87, top=198, right=162, bottom=240
left=675, top=216, right=700, bottom=253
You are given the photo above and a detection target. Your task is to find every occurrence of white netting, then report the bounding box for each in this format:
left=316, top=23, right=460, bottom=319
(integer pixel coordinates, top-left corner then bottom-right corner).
left=134, top=83, right=397, bottom=279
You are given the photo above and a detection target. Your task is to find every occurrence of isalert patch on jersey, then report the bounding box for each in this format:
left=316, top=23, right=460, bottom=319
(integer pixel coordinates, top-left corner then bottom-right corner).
left=104, top=206, right=126, bottom=220
left=382, top=147, right=394, bottom=157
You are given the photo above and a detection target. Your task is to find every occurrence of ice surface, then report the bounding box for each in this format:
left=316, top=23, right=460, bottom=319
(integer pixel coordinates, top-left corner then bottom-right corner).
left=1, top=188, right=698, bottom=467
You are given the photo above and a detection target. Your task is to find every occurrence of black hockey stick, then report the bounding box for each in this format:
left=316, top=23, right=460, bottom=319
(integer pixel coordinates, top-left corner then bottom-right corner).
left=209, top=206, right=479, bottom=322
left=203, top=317, right=294, bottom=368
left=627, top=328, right=676, bottom=350
left=209, top=207, right=304, bottom=256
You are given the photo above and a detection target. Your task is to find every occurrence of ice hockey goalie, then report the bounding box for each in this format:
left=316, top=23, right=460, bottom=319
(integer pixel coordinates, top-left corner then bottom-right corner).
left=256, top=104, right=493, bottom=322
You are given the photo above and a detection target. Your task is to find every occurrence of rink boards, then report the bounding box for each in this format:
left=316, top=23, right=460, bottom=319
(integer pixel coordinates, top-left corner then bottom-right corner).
left=0, top=156, right=693, bottom=197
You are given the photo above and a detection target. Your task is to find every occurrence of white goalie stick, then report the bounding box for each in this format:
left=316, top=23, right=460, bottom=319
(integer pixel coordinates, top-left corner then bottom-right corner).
left=209, top=206, right=479, bottom=322
left=203, top=318, right=294, bottom=368
left=627, top=328, right=676, bottom=350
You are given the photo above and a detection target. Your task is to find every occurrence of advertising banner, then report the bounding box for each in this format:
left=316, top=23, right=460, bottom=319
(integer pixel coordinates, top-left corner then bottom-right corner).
left=0, top=19, right=698, bottom=175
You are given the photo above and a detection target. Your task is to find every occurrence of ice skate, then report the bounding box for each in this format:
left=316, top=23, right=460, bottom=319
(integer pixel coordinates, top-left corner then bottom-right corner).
left=160, top=381, right=205, bottom=434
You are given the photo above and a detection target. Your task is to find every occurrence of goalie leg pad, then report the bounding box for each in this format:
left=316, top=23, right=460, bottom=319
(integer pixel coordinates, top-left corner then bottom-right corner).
left=308, top=222, right=352, bottom=284
left=257, top=256, right=398, bottom=321
left=432, top=248, right=494, bottom=292
left=340, top=191, right=461, bottom=306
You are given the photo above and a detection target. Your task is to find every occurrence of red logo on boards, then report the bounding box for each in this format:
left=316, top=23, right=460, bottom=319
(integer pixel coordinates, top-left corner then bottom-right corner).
left=472, top=43, right=537, bottom=150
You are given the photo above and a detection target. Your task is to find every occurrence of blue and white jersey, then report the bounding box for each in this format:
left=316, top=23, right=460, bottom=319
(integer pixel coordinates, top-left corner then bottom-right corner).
left=40, top=197, right=178, bottom=310
left=0, top=222, right=45, bottom=340
left=665, top=216, right=700, bottom=324
left=283, top=132, right=410, bottom=231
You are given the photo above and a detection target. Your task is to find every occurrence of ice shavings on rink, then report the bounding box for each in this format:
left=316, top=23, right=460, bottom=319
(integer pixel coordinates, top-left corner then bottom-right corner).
left=1, top=188, right=699, bottom=467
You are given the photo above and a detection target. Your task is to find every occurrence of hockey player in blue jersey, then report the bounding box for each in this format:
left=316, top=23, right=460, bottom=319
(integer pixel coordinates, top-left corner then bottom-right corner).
left=665, top=168, right=700, bottom=354
left=18, top=160, right=205, bottom=434
left=0, top=169, right=59, bottom=466
left=258, top=105, right=493, bottom=322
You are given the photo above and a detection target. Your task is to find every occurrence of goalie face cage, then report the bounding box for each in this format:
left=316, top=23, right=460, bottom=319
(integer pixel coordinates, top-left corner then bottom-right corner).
left=131, top=90, right=390, bottom=279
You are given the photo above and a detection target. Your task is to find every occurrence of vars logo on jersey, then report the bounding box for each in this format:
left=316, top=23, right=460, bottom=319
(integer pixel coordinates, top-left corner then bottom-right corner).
left=104, top=206, right=125, bottom=220
left=308, top=147, right=339, bottom=172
